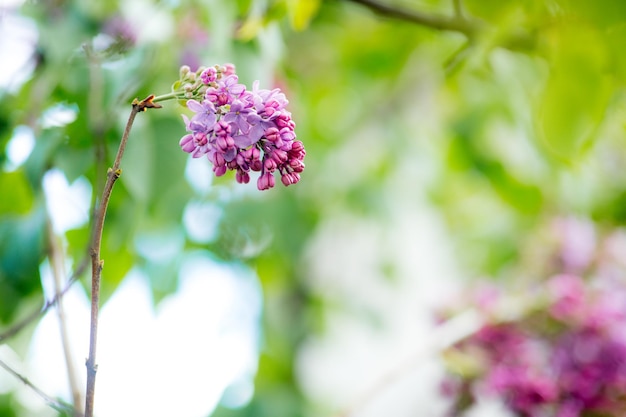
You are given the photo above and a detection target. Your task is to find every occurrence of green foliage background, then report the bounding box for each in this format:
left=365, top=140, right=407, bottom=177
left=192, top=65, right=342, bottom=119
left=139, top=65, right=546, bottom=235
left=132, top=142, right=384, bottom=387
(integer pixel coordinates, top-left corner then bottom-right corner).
left=2, top=0, right=626, bottom=416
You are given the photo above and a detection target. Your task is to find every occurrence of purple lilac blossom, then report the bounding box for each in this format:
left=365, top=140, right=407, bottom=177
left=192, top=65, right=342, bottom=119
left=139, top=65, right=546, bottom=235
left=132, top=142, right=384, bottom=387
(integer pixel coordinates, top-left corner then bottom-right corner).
left=440, top=221, right=626, bottom=417
left=178, top=64, right=305, bottom=190
left=442, top=272, right=626, bottom=417
left=552, top=217, right=596, bottom=273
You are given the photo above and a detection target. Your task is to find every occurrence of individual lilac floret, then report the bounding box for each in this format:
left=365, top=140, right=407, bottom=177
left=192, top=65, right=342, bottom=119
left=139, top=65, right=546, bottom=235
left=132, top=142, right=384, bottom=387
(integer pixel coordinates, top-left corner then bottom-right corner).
left=178, top=63, right=305, bottom=190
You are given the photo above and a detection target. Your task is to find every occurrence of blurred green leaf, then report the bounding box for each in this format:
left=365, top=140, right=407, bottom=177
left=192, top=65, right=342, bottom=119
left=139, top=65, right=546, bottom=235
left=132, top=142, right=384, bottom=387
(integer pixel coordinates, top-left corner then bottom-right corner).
left=23, top=129, right=65, bottom=188
left=53, top=144, right=94, bottom=183
left=66, top=225, right=91, bottom=266
left=559, top=0, right=626, bottom=28
left=99, top=219, right=134, bottom=300
left=0, top=204, right=46, bottom=322
left=0, top=395, right=17, bottom=417
left=0, top=170, right=34, bottom=215
left=286, top=0, right=320, bottom=31
left=537, top=23, right=613, bottom=161
left=119, top=122, right=152, bottom=204
left=142, top=258, right=180, bottom=303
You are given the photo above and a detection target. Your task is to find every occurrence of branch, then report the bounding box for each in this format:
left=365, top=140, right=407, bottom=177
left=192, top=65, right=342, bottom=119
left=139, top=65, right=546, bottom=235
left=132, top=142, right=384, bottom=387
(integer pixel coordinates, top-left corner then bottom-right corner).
left=0, top=357, right=79, bottom=415
left=345, top=0, right=479, bottom=36
left=344, top=0, right=536, bottom=51
left=47, top=218, right=83, bottom=416
left=84, top=94, right=161, bottom=417
left=0, top=256, right=89, bottom=344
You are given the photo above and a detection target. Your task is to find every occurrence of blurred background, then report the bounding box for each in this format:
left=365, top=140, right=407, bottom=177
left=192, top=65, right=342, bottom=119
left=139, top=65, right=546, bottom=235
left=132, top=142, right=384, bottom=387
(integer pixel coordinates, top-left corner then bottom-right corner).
left=2, top=0, right=626, bottom=416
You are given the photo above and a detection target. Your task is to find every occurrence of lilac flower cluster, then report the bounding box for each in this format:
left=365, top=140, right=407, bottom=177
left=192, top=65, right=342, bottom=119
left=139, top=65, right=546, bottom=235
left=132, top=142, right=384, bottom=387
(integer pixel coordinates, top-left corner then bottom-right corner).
left=178, top=64, right=305, bottom=190
left=441, top=220, right=626, bottom=417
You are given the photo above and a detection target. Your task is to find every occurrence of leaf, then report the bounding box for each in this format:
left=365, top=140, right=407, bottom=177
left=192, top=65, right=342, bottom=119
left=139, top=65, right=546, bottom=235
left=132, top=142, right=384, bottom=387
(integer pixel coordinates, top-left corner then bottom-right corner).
left=536, top=23, right=613, bottom=161
left=286, top=0, right=320, bottom=31
left=23, top=128, right=65, bottom=189
left=0, top=170, right=34, bottom=215
left=560, top=0, right=626, bottom=28
left=66, top=221, right=90, bottom=253
left=53, top=145, right=94, bottom=183
left=0, top=204, right=47, bottom=322
left=237, top=15, right=264, bottom=41
left=119, top=120, right=153, bottom=204
left=98, top=218, right=135, bottom=301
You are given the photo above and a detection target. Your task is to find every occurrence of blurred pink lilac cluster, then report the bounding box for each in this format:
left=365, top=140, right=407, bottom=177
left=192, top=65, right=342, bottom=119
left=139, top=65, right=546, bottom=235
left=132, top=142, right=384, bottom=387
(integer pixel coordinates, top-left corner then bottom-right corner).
left=441, top=218, right=626, bottom=417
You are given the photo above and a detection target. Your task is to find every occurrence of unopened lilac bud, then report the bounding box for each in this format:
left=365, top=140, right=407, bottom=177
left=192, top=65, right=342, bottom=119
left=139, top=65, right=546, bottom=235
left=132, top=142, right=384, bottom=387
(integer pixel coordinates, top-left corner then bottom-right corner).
left=223, top=63, right=236, bottom=76
left=236, top=170, right=250, bottom=184
left=281, top=173, right=293, bottom=186
left=179, top=134, right=195, bottom=153
left=290, top=159, right=304, bottom=172
left=264, top=157, right=277, bottom=172
left=257, top=172, right=275, bottom=190
left=265, top=127, right=280, bottom=142
left=272, top=149, right=288, bottom=164
left=200, top=67, right=217, bottom=84
left=291, top=140, right=304, bottom=153
left=276, top=113, right=293, bottom=129
left=214, top=165, right=227, bottom=176
left=213, top=152, right=226, bottom=167
left=281, top=172, right=300, bottom=186
left=279, top=127, right=295, bottom=142
left=180, top=65, right=191, bottom=78
left=251, top=159, right=263, bottom=171
left=216, top=136, right=229, bottom=151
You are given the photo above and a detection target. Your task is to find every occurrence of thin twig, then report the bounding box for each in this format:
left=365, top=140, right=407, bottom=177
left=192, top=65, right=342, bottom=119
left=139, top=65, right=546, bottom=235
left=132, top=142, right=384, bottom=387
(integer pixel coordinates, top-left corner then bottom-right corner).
left=0, top=356, right=79, bottom=415
left=345, top=0, right=479, bottom=36
left=84, top=95, right=161, bottom=417
left=0, top=256, right=89, bottom=344
left=344, top=0, right=536, bottom=51
left=47, top=218, right=83, bottom=416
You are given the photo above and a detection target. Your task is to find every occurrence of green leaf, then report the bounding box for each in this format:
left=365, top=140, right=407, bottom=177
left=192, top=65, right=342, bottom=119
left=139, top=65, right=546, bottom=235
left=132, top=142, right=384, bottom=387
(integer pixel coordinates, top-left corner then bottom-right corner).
left=0, top=205, right=47, bottom=322
left=143, top=258, right=180, bottom=304
left=99, top=220, right=135, bottom=301
left=23, top=128, right=65, bottom=189
left=286, top=0, right=320, bottom=31
left=53, top=145, right=94, bottom=183
left=0, top=170, right=34, bottom=215
left=237, top=15, right=264, bottom=41
left=536, top=23, right=613, bottom=161
left=560, top=0, right=626, bottom=28
left=118, top=124, right=152, bottom=204
left=66, top=225, right=91, bottom=266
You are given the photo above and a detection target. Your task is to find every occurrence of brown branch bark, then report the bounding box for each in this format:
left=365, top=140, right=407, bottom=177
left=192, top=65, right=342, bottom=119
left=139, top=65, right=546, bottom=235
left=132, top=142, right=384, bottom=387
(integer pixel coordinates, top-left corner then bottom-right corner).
left=84, top=95, right=161, bottom=417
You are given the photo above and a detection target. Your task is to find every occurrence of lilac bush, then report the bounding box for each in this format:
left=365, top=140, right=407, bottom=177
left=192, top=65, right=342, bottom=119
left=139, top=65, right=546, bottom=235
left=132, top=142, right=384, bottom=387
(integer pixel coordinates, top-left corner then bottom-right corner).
left=441, top=220, right=626, bottom=417
left=176, top=64, right=305, bottom=190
